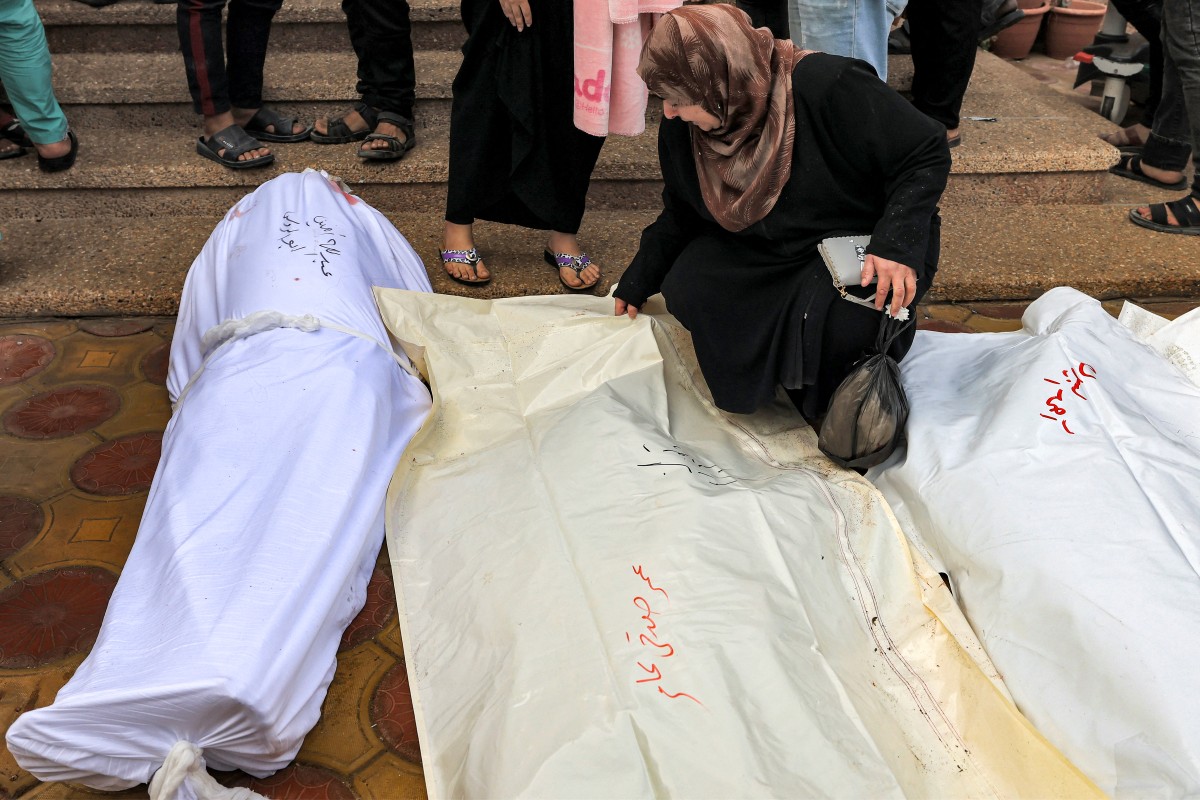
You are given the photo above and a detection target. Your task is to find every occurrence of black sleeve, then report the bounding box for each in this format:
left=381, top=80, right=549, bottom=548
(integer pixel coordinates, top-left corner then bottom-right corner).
left=822, top=60, right=951, bottom=280
left=614, top=123, right=707, bottom=308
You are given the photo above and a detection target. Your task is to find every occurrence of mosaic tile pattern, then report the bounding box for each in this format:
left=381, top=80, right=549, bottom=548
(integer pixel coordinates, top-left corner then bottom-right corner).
left=1, top=300, right=1195, bottom=798
left=0, top=319, right=424, bottom=800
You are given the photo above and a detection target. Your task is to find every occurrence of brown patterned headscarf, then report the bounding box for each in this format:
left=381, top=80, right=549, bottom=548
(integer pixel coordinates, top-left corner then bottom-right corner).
left=638, top=4, right=809, bottom=232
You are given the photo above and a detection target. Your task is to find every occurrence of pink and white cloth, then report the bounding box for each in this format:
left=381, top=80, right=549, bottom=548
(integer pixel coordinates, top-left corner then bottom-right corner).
left=573, top=0, right=681, bottom=137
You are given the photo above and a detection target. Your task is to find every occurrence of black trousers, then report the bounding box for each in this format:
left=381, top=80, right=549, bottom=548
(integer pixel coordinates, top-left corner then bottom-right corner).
left=177, top=0, right=282, bottom=116
left=735, top=0, right=790, bottom=39
left=1109, top=0, right=1163, bottom=127
left=343, top=0, right=416, bottom=120
left=907, top=0, right=982, bottom=131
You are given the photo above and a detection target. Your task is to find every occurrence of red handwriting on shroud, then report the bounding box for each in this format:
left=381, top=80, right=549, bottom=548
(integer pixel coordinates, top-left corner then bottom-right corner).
left=625, top=566, right=703, bottom=708
left=1039, top=362, right=1098, bottom=435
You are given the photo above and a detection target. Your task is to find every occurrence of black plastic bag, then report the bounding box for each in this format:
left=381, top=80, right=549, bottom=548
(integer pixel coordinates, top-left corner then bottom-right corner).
left=818, top=315, right=912, bottom=470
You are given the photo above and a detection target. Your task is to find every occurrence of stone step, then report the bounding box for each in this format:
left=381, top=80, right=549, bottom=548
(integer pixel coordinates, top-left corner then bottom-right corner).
left=0, top=193, right=1195, bottom=317
left=1, top=42, right=1164, bottom=319
left=50, top=50, right=461, bottom=107
left=0, top=116, right=664, bottom=218
left=44, top=47, right=656, bottom=140
left=40, top=49, right=1120, bottom=183
left=3, top=51, right=1123, bottom=219
left=0, top=209, right=655, bottom=316
left=46, top=49, right=463, bottom=134
left=897, top=50, right=1120, bottom=201
left=36, top=0, right=464, bottom=52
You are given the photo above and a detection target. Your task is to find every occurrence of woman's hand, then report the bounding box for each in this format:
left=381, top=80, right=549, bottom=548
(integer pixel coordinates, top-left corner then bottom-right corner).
left=498, top=0, right=531, bottom=31
left=615, top=298, right=639, bottom=319
left=861, top=254, right=918, bottom=318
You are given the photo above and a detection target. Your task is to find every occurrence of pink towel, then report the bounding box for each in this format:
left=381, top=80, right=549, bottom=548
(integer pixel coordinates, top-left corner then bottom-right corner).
left=574, top=0, right=681, bottom=137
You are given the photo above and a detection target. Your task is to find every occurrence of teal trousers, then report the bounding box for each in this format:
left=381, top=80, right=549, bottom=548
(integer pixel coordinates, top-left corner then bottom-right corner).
left=0, top=0, right=67, bottom=145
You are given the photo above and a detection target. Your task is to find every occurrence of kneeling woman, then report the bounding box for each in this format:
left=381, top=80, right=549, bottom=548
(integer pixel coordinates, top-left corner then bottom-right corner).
left=614, top=4, right=950, bottom=419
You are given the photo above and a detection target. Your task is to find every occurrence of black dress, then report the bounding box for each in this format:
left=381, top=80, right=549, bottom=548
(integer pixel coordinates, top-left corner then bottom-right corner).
left=614, top=54, right=950, bottom=417
left=445, top=0, right=606, bottom=233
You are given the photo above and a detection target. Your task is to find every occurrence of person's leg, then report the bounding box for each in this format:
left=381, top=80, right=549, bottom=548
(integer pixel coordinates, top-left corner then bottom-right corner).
left=789, top=0, right=902, bottom=80
left=907, top=0, right=983, bottom=142
left=1131, top=0, right=1200, bottom=230
left=736, top=0, right=791, bottom=39
left=1161, top=0, right=1200, bottom=194
left=441, top=0, right=494, bottom=284
left=346, top=0, right=416, bottom=154
left=1105, top=0, right=1163, bottom=142
left=1126, top=3, right=1191, bottom=186
left=225, top=0, right=302, bottom=136
left=177, top=0, right=231, bottom=119
left=0, top=0, right=70, bottom=158
left=177, top=0, right=270, bottom=162
left=313, top=0, right=375, bottom=140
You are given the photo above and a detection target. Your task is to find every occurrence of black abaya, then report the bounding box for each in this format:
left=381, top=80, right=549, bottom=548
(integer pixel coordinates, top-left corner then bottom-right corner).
left=445, top=0, right=605, bottom=233
left=615, top=54, right=950, bottom=417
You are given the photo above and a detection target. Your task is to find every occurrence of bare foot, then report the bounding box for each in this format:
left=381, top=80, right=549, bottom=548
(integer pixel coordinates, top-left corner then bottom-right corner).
left=203, top=111, right=270, bottom=162
left=0, top=137, right=24, bottom=157
left=441, top=221, right=491, bottom=283
left=1137, top=159, right=1185, bottom=186
left=1099, top=123, right=1150, bottom=148
left=1132, top=195, right=1199, bottom=228
left=547, top=231, right=600, bottom=289
left=33, top=135, right=71, bottom=160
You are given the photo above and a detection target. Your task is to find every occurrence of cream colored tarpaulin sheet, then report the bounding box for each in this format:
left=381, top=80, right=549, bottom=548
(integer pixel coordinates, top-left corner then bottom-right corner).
left=375, top=289, right=1099, bottom=799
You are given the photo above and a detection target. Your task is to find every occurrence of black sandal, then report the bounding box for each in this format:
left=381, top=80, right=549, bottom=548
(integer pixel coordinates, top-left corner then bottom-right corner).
left=310, top=102, right=377, bottom=144
left=357, top=112, right=416, bottom=162
left=37, top=130, right=79, bottom=173
left=196, top=124, right=273, bottom=170
left=1109, top=153, right=1188, bottom=191
left=242, top=107, right=311, bottom=143
left=1129, top=194, right=1200, bottom=236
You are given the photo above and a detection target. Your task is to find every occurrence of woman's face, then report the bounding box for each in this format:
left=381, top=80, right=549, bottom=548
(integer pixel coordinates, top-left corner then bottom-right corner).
left=662, top=100, right=721, bottom=131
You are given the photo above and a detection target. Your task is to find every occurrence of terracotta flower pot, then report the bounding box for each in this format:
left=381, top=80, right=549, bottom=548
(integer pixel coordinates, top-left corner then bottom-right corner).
left=991, top=0, right=1051, bottom=60
left=1045, top=0, right=1107, bottom=60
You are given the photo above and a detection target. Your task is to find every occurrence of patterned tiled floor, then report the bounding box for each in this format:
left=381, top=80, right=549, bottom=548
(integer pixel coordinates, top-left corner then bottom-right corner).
left=1, top=299, right=1197, bottom=798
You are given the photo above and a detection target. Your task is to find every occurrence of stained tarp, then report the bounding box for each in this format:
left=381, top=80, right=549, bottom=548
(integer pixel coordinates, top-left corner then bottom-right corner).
left=869, top=287, right=1200, bottom=796
left=374, top=289, right=1099, bottom=798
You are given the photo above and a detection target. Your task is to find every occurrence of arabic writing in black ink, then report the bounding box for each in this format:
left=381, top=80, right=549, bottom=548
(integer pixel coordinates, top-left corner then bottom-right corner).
left=637, top=444, right=737, bottom=486
left=277, top=212, right=345, bottom=277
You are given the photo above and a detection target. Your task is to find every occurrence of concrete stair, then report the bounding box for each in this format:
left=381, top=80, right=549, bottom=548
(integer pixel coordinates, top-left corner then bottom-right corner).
left=0, top=0, right=1196, bottom=317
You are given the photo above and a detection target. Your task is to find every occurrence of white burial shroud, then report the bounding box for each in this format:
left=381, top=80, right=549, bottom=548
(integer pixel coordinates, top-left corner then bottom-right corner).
left=5, top=171, right=433, bottom=798
left=868, top=287, right=1200, bottom=796
left=374, top=288, right=1100, bottom=798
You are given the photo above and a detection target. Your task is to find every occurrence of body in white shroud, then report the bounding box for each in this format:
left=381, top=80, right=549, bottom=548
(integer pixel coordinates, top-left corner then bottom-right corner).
left=6, top=171, right=433, bottom=799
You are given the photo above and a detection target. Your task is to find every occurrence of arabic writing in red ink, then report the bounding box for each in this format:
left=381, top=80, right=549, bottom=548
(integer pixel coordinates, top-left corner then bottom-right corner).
left=657, top=687, right=704, bottom=704
left=625, top=566, right=702, bottom=707
left=1039, top=362, right=1098, bottom=435
left=633, top=565, right=669, bottom=601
